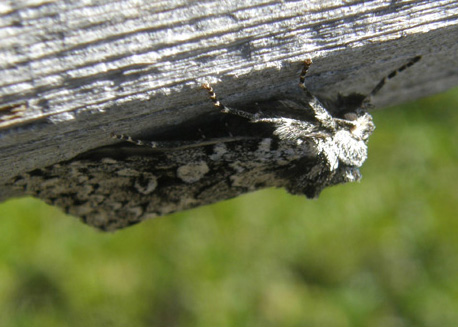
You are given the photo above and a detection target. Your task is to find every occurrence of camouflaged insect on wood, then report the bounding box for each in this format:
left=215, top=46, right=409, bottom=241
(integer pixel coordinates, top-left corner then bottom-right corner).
left=8, top=57, right=421, bottom=231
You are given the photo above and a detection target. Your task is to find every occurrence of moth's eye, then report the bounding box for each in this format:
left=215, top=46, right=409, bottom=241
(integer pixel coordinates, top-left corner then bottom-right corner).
left=343, top=112, right=358, bottom=121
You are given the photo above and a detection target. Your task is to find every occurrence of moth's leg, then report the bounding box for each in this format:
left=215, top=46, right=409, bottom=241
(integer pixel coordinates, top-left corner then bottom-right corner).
left=111, top=133, right=254, bottom=150
left=202, top=83, right=313, bottom=131
left=333, top=114, right=358, bottom=129
left=362, top=56, right=421, bottom=109
left=298, top=59, right=336, bottom=130
left=111, top=133, right=186, bottom=149
left=202, top=83, right=255, bottom=120
left=110, top=83, right=262, bottom=150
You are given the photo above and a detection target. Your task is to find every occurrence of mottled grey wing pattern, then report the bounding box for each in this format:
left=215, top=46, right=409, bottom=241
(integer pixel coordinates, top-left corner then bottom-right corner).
left=6, top=57, right=421, bottom=231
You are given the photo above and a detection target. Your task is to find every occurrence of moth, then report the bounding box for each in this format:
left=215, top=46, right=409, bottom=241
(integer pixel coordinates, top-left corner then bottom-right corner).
left=8, top=57, right=420, bottom=231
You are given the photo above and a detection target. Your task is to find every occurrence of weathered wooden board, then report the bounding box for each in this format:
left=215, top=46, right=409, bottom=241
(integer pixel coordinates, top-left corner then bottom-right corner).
left=1, top=0, right=458, bottom=200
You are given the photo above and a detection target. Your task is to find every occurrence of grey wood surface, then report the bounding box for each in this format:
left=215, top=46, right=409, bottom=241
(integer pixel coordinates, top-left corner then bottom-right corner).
left=1, top=0, right=458, bottom=199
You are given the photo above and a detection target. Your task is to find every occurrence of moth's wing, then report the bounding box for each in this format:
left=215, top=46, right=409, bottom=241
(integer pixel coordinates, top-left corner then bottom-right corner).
left=9, top=139, right=292, bottom=231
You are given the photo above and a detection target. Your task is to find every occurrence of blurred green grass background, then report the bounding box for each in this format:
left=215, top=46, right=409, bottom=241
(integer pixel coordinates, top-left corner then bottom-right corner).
left=0, top=88, right=457, bottom=327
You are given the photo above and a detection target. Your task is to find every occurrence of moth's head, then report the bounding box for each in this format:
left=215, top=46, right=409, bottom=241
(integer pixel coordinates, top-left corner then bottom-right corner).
left=341, top=110, right=375, bottom=141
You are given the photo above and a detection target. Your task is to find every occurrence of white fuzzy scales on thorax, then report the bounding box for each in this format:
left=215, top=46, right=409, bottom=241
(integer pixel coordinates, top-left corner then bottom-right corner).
left=7, top=56, right=421, bottom=231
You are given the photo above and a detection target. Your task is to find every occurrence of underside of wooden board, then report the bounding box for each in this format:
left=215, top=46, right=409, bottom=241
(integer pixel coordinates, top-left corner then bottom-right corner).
left=1, top=0, right=458, bottom=198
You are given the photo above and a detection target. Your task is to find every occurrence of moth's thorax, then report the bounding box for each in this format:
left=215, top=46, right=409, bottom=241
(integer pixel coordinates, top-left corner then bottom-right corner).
left=351, top=112, right=375, bottom=141
left=6, top=56, right=421, bottom=230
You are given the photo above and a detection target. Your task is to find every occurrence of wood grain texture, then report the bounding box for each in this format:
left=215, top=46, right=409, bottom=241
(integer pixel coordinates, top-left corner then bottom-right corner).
left=1, top=0, right=458, bottom=199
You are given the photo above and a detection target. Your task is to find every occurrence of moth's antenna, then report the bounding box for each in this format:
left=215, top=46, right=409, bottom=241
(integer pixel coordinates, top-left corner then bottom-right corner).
left=362, top=56, right=421, bottom=109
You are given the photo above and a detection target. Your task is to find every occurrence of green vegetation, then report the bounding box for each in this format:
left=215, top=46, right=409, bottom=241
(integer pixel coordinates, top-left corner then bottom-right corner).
left=0, top=88, right=457, bottom=327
